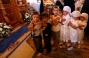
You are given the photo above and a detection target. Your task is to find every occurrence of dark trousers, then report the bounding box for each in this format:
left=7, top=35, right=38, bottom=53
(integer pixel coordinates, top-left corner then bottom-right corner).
left=44, top=36, right=52, bottom=53
left=33, top=35, right=43, bottom=53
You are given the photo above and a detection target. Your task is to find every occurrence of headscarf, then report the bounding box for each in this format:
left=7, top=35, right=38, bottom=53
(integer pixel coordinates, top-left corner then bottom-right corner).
left=81, top=13, right=88, bottom=22
left=71, top=11, right=81, bottom=17
left=63, top=6, right=71, bottom=14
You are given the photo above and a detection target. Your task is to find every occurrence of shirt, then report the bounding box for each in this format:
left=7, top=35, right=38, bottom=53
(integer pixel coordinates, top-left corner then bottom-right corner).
left=31, top=22, right=42, bottom=36
left=42, top=23, right=52, bottom=37
left=51, top=16, right=60, bottom=32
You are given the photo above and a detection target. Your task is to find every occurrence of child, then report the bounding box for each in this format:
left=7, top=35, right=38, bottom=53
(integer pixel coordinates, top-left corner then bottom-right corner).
left=41, top=12, right=52, bottom=54
left=68, top=11, right=81, bottom=50
left=28, top=11, right=43, bottom=56
left=59, top=6, right=71, bottom=48
left=78, top=13, right=88, bottom=48
left=50, top=6, right=61, bottom=50
left=28, top=2, right=35, bottom=15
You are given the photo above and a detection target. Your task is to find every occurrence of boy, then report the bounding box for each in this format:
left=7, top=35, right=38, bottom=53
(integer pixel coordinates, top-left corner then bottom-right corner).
left=28, top=11, right=43, bottom=56
left=50, top=6, right=61, bottom=50
left=41, top=12, right=52, bottom=54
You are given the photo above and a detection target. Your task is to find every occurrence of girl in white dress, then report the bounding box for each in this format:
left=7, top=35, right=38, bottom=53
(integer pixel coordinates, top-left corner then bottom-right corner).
left=78, top=13, right=88, bottom=48
left=68, top=11, right=81, bottom=50
left=59, top=6, right=71, bottom=48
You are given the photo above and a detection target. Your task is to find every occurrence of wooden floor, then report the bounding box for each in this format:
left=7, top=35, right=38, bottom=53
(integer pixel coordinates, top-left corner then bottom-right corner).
left=27, top=36, right=89, bottom=58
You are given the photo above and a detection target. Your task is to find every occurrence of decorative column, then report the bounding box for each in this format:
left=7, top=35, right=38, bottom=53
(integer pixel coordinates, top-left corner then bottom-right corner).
left=15, top=0, right=22, bottom=21
left=14, top=0, right=29, bottom=23
left=0, top=0, right=10, bottom=24
left=12, top=0, right=24, bottom=23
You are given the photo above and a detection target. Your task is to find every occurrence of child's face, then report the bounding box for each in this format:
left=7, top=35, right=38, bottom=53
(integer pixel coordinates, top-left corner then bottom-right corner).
left=72, top=16, right=79, bottom=20
left=80, top=16, right=86, bottom=21
left=32, top=14, right=39, bottom=22
left=42, top=17, right=48, bottom=23
left=63, top=11, right=68, bottom=15
left=53, top=8, right=59, bottom=16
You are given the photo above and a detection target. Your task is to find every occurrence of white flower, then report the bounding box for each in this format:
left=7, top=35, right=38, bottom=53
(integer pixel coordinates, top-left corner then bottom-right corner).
left=0, top=28, right=3, bottom=31
left=7, top=26, right=10, bottom=28
left=4, top=26, right=8, bottom=28
left=3, top=23, right=6, bottom=25
left=25, top=13, right=30, bottom=18
left=0, top=23, right=3, bottom=26
left=25, top=16, right=29, bottom=18
left=2, top=31, right=5, bottom=34
left=0, top=23, right=12, bottom=38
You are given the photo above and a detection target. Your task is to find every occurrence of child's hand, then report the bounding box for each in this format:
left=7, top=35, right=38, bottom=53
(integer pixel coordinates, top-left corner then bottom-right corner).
left=42, top=23, right=47, bottom=30
left=69, top=22, right=78, bottom=29
left=52, top=19, right=58, bottom=26
left=62, top=18, right=66, bottom=22
left=56, top=16, right=60, bottom=20
left=42, top=27, right=46, bottom=30
left=78, top=24, right=85, bottom=30
left=53, top=16, right=60, bottom=21
left=28, top=24, right=33, bottom=30
left=42, top=23, right=47, bottom=27
left=79, top=25, right=85, bottom=27
left=68, top=21, right=73, bottom=26
left=34, top=21, right=41, bottom=25
left=30, top=20, right=34, bottom=23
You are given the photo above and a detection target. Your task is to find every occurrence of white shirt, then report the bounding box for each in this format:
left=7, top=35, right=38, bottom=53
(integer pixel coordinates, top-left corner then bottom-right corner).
left=51, top=24, right=60, bottom=32
left=31, top=22, right=42, bottom=36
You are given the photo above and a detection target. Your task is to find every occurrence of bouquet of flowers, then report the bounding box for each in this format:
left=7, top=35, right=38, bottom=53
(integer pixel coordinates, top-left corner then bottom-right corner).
left=24, top=13, right=31, bottom=22
left=0, top=23, right=12, bottom=40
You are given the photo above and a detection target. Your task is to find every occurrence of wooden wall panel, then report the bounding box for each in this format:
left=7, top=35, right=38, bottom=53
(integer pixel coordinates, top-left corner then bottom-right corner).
left=0, top=10, right=5, bottom=23
left=4, top=4, right=16, bottom=22
left=2, top=0, right=10, bottom=4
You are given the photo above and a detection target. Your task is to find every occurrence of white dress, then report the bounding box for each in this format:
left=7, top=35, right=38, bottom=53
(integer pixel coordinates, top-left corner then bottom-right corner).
left=69, top=18, right=79, bottom=43
left=78, top=20, right=87, bottom=43
left=60, top=14, right=71, bottom=42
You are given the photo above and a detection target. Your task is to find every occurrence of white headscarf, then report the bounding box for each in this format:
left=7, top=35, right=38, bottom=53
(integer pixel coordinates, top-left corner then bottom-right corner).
left=63, top=6, right=71, bottom=14
left=81, top=13, right=88, bottom=22
left=71, top=11, right=81, bottom=17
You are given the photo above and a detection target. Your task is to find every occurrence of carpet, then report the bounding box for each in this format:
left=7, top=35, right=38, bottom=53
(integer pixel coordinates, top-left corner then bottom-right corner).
left=0, top=23, right=29, bottom=53
left=27, top=37, right=89, bottom=58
